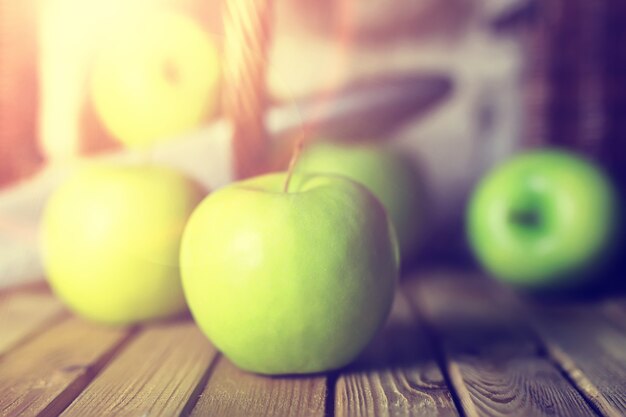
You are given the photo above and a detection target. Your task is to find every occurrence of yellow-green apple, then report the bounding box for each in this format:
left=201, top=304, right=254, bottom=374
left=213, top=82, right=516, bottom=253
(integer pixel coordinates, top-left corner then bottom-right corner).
left=90, top=11, right=220, bottom=148
left=41, top=164, right=206, bottom=324
left=296, top=141, right=426, bottom=259
left=467, top=150, right=617, bottom=289
left=180, top=172, right=398, bottom=374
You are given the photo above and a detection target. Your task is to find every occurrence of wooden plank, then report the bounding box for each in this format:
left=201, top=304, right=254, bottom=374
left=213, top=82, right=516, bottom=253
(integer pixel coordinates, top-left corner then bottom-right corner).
left=0, top=317, right=132, bottom=417
left=189, top=356, right=327, bottom=417
left=0, top=292, right=64, bottom=355
left=60, top=320, right=218, bottom=417
left=404, top=271, right=600, bottom=417
left=335, top=291, right=459, bottom=417
left=530, top=303, right=626, bottom=417
left=602, top=299, right=626, bottom=333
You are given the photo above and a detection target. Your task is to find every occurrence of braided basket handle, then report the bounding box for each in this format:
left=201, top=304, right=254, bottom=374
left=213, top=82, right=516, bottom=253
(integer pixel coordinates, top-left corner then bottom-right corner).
left=222, top=0, right=274, bottom=180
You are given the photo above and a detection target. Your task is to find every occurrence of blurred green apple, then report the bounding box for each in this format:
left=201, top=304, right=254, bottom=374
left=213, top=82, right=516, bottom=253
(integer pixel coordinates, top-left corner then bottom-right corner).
left=296, top=142, right=426, bottom=259
left=91, top=11, right=220, bottom=148
left=467, top=150, right=617, bottom=288
left=42, top=164, right=205, bottom=324
left=180, top=172, right=398, bottom=374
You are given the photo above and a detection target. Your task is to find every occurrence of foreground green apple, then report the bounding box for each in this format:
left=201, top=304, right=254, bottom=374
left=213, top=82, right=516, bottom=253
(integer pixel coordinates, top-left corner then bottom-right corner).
left=180, top=172, right=398, bottom=374
left=42, top=164, right=205, bottom=324
left=468, top=150, right=617, bottom=288
left=91, top=11, right=220, bottom=148
left=296, top=142, right=425, bottom=258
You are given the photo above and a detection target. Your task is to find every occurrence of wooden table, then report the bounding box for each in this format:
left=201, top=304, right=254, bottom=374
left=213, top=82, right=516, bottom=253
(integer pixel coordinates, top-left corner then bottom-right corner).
left=1, top=270, right=625, bottom=417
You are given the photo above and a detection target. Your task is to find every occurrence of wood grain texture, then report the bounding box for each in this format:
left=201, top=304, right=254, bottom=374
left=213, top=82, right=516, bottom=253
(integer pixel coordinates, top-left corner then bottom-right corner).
left=335, top=292, right=459, bottom=417
left=60, top=320, right=217, bottom=417
left=0, top=317, right=132, bottom=417
left=0, top=292, right=64, bottom=355
left=530, top=303, right=626, bottom=417
left=190, top=356, right=327, bottom=417
left=404, top=271, right=599, bottom=417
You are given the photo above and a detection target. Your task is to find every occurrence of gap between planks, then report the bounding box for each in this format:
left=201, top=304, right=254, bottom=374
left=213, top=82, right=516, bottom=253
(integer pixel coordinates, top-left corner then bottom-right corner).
left=59, top=320, right=218, bottom=417
left=403, top=271, right=603, bottom=417
left=188, top=289, right=460, bottom=417
left=5, top=274, right=624, bottom=417
left=524, top=300, right=626, bottom=417
left=334, top=290, right=459, bottom=417
left=474, top=279, right=626, bottom=417
left=0, top=287, right=329, bottom=417
left=0, top=316, right=136, bottom=417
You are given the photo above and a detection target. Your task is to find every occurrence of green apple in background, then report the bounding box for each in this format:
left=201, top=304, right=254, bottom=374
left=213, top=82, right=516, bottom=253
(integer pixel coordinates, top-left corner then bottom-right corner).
left=91, top=11, right=220, bottom=148
left=296, top=141, right=426, bottom=259
left=467, top=150, right=617, bottom=289
left=41, top=164, right=205, bottom=325
left=180, top=172, right=398, bottom=375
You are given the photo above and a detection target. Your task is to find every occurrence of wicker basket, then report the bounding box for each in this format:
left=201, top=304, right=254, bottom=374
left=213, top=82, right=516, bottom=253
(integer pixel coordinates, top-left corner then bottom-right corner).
left=0, top=0, right=40, bottom=186
left=1, top=0, right=625, bottom=189
left=535, top=1, right=626, bottom=189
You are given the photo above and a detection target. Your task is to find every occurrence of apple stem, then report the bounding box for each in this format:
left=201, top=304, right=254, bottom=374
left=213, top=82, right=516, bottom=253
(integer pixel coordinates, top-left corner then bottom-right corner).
left=283, top=135, right=305, bottom=193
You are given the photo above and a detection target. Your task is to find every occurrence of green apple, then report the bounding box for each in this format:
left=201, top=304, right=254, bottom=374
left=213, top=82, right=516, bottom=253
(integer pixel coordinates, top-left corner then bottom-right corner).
left=41, top=164, right=205, bottom=324
left=90, top=11, right=220, bottom=148
left=467, top=150, right=617, bottom=288
left=296, top=142, right=426, bottom=259
left=180, top=172, right=398, bottom=374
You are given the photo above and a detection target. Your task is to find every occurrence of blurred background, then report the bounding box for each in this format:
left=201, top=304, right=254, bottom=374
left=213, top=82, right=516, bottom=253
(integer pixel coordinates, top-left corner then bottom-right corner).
left=0, top=0, right=625, bottom=286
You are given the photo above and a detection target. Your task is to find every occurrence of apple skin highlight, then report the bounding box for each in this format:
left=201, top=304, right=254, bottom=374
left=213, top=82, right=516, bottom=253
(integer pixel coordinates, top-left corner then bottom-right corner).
left=180, top=172, right=399, bottom=375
